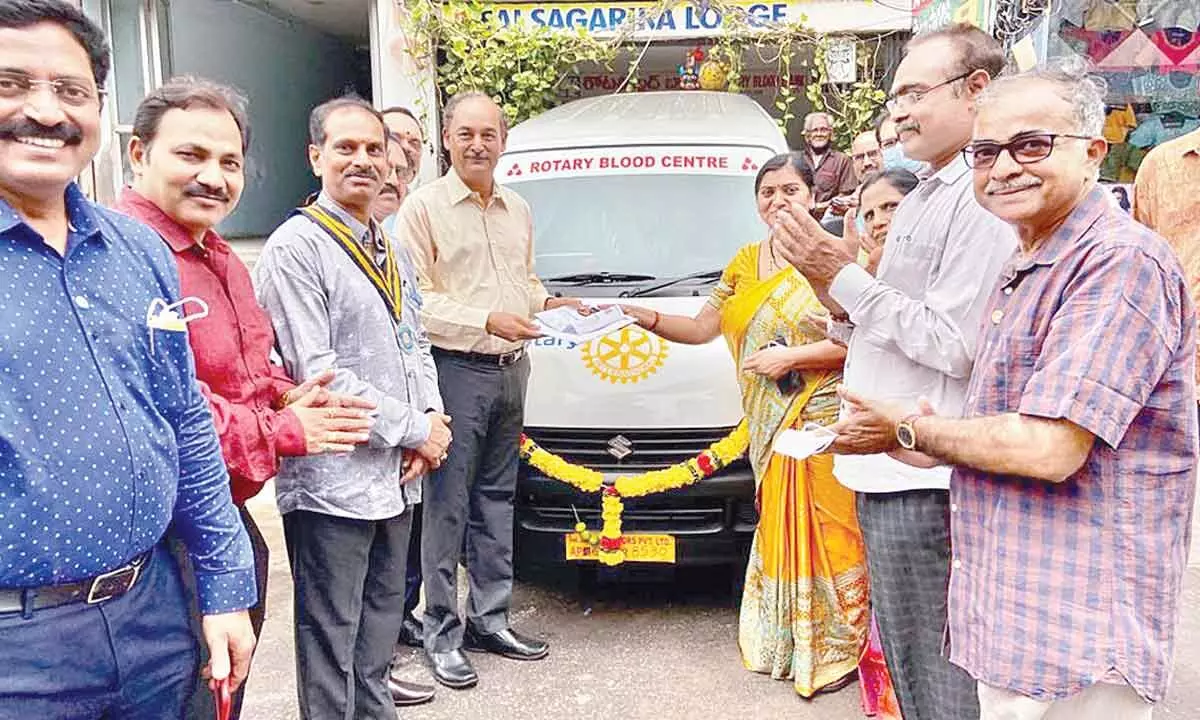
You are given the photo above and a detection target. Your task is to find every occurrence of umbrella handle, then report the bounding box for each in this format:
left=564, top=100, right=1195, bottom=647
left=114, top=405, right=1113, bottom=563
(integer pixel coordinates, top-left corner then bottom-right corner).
left=213, top=677, right=231, bottom=720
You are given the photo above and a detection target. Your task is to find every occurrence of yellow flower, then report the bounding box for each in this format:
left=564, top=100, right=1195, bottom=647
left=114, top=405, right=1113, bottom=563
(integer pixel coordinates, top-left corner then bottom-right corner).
left=519, top=420, right=749, bottom=566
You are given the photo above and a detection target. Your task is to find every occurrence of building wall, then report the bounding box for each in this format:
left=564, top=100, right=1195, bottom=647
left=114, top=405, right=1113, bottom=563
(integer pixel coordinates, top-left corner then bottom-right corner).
left=168, top=0, right=365, bottom=237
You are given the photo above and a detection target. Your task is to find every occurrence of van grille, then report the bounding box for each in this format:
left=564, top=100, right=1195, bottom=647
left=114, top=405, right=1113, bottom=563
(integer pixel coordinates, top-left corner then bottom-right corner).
left=522, top=426, right=739, bottom=470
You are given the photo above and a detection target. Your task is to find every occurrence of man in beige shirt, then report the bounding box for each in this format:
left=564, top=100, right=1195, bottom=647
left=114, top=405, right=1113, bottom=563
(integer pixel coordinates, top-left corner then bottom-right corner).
left=395, top=91, right=582, bottom=690
left=1134, top=127, right=1200, bottom=399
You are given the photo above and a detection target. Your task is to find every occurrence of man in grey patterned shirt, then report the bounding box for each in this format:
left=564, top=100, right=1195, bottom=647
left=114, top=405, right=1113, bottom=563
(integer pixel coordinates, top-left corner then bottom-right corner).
left=254, top=95, right=449, bottom=719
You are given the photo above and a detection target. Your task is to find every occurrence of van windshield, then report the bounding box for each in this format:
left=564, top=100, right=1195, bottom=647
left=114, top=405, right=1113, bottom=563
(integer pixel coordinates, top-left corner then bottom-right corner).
left=507, top=173, right=766, bottom=280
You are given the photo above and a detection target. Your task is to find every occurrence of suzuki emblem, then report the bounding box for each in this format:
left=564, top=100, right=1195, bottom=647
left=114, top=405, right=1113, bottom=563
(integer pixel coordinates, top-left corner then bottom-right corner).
left=607, top=435, right=634, bottom=461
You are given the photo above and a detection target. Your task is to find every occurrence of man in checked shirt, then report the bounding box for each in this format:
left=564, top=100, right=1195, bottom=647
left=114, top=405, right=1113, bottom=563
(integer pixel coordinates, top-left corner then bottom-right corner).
left=839, top=63, right=1198, bottom=719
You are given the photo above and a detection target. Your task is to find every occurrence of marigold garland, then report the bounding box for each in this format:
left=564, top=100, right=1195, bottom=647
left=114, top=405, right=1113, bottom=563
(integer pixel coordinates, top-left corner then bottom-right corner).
left=519, top=420, right=750, bottom=566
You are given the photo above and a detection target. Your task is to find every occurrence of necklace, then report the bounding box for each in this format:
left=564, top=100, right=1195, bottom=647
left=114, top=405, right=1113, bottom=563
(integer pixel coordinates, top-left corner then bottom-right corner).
left=765, top=237, right=785, bottom=272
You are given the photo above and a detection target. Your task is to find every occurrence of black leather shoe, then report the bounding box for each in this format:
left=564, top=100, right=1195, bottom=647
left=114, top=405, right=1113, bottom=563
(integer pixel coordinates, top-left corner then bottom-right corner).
left=398, top=615, right=423, bottom=648
left=463, top=625, right=549, bottom=661
left=426, top=649, right=478, bottom=689
left=388, top=674, right=436, bottom=706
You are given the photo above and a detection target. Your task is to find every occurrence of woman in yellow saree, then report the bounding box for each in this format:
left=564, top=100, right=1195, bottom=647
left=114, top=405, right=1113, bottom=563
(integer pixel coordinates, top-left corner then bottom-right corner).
left=621, top=153, right=896, bottom=714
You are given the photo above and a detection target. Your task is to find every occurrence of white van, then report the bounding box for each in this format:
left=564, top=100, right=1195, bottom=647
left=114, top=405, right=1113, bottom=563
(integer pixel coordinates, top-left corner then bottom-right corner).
left=498, top=91, right=788, bottom=573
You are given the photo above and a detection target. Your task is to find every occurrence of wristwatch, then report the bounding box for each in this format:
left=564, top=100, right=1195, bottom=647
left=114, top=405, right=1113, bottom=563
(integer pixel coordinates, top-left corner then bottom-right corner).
left=896, top=414, right=922, bottom=451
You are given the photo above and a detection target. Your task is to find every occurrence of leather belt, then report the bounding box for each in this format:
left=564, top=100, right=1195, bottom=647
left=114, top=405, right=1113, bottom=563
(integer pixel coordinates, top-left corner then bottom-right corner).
left=0, top=551, right=151, bottom=615
left=434, top=346, right=526, bottom=368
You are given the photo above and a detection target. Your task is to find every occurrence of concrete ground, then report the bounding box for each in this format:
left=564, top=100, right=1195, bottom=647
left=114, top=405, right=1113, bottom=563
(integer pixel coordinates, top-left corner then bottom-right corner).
left=241, top=489, right=1200, bottom=720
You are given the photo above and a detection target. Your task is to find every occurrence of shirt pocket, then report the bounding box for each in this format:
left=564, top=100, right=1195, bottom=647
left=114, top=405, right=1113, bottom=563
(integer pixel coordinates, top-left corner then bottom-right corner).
left=983, top=333, right=1040, bottom=414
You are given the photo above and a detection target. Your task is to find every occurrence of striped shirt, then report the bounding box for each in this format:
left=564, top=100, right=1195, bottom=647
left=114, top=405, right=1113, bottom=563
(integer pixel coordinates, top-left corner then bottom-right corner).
left=948, top=185, right=1198, bottom=703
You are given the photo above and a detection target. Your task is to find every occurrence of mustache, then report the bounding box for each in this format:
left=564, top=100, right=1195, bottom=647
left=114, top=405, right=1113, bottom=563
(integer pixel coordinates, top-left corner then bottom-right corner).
left=378, top=182, right=399, bottom=197
left=985, top=178, right=1042, bottom=195
left=346, top=166, right=379, bottom=180
left=897, top=121, right=920, bottom=134
left=183, top=181, right=230, bottom=203
left=0, top=117, right=83, bottom=145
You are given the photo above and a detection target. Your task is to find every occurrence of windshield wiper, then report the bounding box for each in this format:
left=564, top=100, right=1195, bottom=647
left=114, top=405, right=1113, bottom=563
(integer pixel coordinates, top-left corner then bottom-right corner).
left=545, top=272, right=657, bottom=285
left=622, top=269, right=723, bottom=298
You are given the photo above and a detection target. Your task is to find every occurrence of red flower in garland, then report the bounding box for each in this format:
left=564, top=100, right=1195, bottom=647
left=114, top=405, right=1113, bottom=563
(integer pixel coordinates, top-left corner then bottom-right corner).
left=603, top=485, right=620, bottom=497
left=696, top=452, right=715, bottom=476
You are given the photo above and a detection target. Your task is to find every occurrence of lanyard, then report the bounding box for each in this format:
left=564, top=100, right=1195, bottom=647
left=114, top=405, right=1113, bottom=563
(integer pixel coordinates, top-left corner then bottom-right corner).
left=298, top=204, right=403, bottom=324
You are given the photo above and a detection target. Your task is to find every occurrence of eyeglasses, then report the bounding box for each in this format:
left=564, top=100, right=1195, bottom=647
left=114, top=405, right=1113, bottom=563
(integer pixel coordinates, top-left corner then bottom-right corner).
left=962, top=133, right=1094, bottom=169
left=885, top=71, right=971, bottom=112
left=0, top=71, right=103, bottom=107
left=393, top=164, right=416, bottom=184
left=851, top=149, right=883, bottom=163
left=805, top=126, right=833, bottom=135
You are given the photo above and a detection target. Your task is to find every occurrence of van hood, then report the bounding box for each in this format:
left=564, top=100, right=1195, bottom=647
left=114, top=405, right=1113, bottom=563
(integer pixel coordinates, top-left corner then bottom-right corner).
left=524, top=296, right=743, bottom=430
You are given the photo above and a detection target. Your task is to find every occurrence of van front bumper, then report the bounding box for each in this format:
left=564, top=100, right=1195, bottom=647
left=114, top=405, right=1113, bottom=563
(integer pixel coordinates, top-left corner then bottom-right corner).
left=514, top=462, right=757, bottom=568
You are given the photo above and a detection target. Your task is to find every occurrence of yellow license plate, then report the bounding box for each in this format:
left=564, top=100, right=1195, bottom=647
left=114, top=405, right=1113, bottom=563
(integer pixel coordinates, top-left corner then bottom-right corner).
left=564, top=532, right=676, bottom=563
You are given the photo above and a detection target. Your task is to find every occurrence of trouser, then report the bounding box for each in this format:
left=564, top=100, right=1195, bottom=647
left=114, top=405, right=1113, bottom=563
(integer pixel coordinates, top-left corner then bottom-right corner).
left=978, top=682, right=1153, bottom=720
left=284, top=508, right=412, bottom=720
left=0, top=542, right=197, bottom=719
left=404, top=502, right=423, bottom=620
left=422, top=350, right=529, bottom=653
left=174, top=506, right=270, bottom=720
left=857, top=489, right=980, bottom=720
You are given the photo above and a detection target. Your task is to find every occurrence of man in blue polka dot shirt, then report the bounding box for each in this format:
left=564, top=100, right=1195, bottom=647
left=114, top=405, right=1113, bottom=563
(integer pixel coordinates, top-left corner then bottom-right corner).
left=0, top=1, right=258, bottom=716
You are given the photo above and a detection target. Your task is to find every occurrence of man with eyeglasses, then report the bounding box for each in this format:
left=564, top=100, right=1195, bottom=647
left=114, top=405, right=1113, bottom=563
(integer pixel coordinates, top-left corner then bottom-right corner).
left=800, top=111, right=857, bottom=220
left=775, top=23, right=1015, bottom=720
left=383, top=106, right=425, bottom=180
left=0, top=1, right=257, bottom=716
left=835, top=63, right=1196, bottom=720
left=373, top=130, right=416, bottom=224
left=370, top=128, right=443, bottom=708
left=820, top=130, right=882, bottom=240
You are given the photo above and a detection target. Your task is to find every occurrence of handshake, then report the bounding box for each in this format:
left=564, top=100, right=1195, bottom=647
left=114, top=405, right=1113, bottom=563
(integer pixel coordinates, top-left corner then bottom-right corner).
left=402, top=410, right=453, bottom=484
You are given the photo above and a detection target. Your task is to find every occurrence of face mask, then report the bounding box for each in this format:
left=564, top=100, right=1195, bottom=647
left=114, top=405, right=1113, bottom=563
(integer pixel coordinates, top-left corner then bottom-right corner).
left=882, top=144, right=926, bottom=174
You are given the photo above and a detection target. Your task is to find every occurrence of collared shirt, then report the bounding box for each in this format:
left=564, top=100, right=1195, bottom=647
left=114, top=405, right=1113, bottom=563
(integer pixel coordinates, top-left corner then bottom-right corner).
left=949, top=186, right=1198, bottom=703
left=0, top=184, right=255, bottom=614
left=395, top=168, right=550, bottom=354
left=1134, top=128, right=1200, bottom=397
left=806, top=148, right=858, bottom=208
left=115, top=189, right=305, bottom=505
left=254, top=192, right=441, bottom=520
left=829, top=154, right=1016, bottom=493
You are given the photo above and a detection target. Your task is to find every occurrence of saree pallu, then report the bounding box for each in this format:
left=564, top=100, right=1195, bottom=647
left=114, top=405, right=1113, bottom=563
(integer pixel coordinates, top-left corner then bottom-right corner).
left=710, top=245, right=897, bottom=715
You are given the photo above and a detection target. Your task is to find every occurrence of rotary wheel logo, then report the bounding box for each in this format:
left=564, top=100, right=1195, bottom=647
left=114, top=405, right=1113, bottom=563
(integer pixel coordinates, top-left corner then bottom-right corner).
left=581, top=326, right=668, bottom=384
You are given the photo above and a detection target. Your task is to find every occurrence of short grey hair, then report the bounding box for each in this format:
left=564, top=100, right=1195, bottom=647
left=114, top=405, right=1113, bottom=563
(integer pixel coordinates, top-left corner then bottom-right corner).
left=442, top=91, right=509, bottom=135
left=803, top=111, right=833, bottom=130
left=978, top=58, right=1107, bottom=137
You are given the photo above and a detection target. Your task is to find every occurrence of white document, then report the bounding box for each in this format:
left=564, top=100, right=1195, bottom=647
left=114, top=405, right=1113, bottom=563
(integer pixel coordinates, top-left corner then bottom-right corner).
left=773, top=422, right=838, bottom=461
left=534, top=305, right=636, bottom=342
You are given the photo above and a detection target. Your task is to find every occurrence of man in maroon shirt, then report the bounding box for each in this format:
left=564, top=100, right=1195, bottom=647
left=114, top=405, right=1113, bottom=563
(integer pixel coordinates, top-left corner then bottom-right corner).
left=115, top=76, right=376, bottom=719
left=801, top=111, right=858, bottom=220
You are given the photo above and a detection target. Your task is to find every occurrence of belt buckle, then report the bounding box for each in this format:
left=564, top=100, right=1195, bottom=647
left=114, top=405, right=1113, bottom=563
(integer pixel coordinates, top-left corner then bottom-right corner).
left=86, top=561, right=141, bottom=604
left=499, top=349, right=521, bottom=367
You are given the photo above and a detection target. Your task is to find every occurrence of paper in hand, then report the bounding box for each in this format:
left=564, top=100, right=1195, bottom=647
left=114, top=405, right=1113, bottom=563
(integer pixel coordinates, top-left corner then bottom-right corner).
left=534, top=305, right=635, bottom=342
left=773, top=422, right=838, bottom=460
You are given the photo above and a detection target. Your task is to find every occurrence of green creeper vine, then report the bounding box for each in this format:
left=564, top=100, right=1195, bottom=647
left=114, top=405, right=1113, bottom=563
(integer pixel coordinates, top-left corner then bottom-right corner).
left=393, top=0, right=890, bottom=148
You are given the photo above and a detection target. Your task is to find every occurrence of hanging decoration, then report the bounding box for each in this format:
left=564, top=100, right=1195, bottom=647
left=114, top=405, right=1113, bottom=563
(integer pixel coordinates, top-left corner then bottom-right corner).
left=519, top=420, right=750, bottom=565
